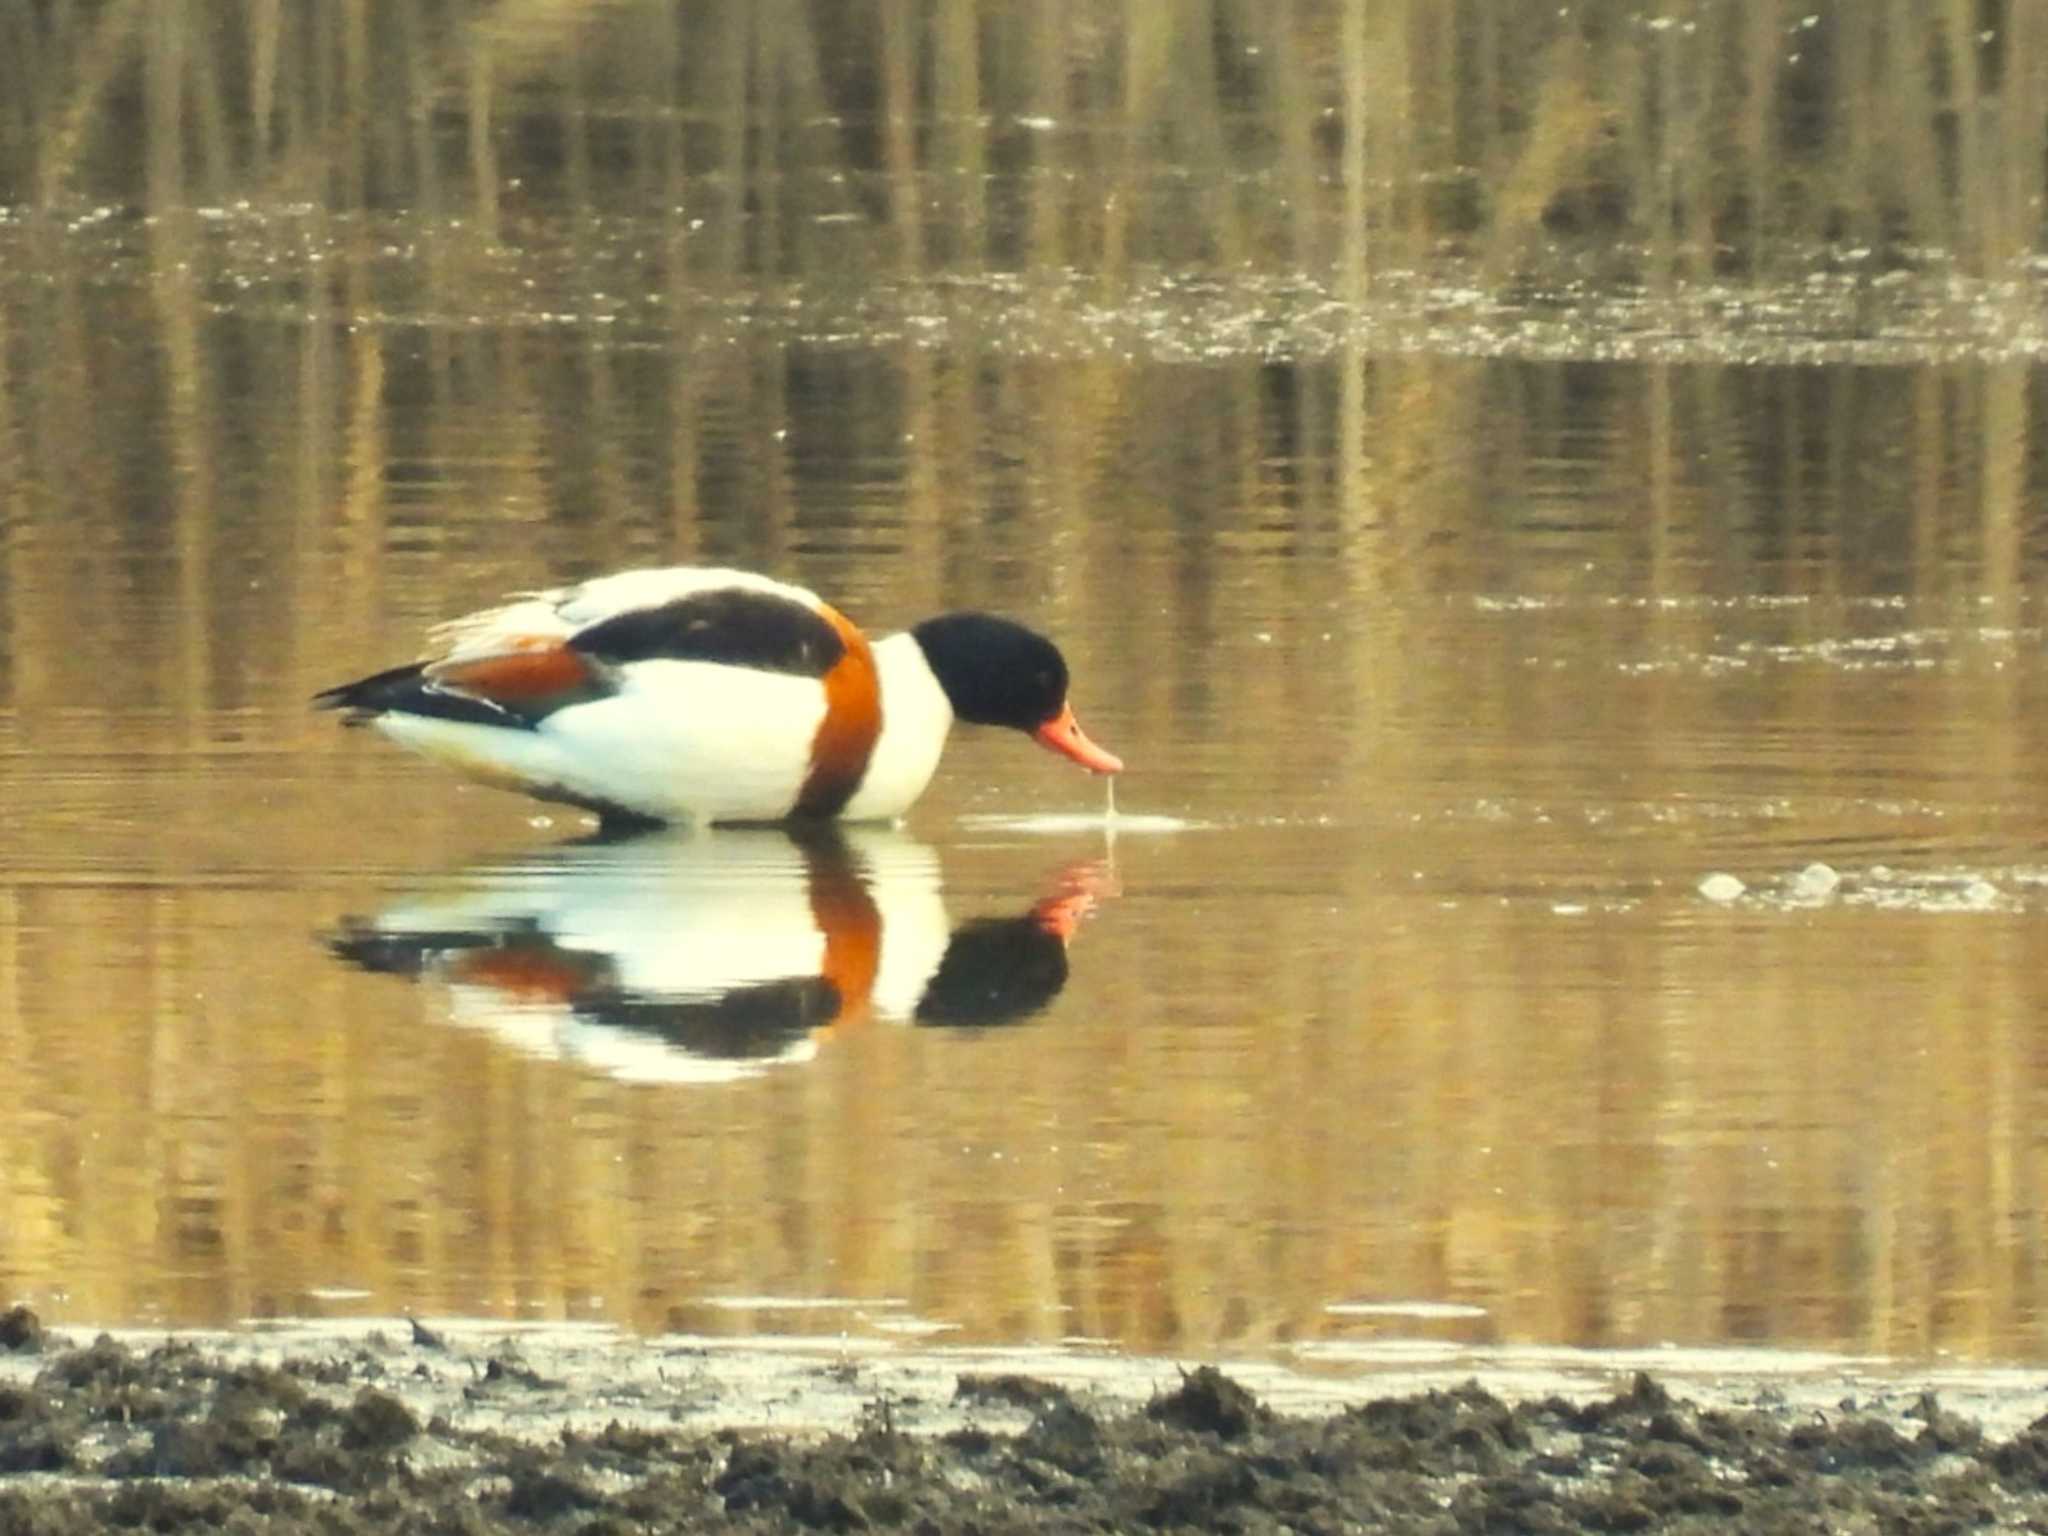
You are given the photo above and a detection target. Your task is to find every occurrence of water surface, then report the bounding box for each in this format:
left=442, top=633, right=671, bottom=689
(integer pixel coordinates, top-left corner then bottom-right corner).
left=5, top=2, right=2048, bottom=1371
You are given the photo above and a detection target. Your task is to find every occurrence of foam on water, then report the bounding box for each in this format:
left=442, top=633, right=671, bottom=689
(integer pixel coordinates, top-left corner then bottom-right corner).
left=1696, top=863, right=2021, bottom=914
left=958, top=777, right=1199, bottom=836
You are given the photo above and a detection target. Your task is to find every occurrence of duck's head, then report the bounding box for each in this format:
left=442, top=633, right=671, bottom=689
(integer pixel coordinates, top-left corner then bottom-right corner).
left=911, top=613, right=1124, bottom=775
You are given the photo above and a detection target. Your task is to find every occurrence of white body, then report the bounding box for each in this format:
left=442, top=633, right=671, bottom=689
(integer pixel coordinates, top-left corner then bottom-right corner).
left=839, top=633, right=955, bottom=820
left=355, top=829, right=951, bottom=1084
left=370, top=568, right=958, bottom=824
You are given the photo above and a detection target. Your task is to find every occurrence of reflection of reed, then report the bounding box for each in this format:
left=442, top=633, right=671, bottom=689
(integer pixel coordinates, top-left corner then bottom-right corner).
left=8, top=5, right=2044, bottom=274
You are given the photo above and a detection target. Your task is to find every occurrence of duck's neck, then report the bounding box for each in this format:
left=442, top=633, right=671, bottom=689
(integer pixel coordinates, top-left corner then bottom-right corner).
left=840, top=631, right=956, bottom=820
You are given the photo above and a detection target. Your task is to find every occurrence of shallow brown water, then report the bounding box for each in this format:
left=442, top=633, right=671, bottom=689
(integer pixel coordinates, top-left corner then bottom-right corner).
left=5, top=3, right=2048, bottom=1377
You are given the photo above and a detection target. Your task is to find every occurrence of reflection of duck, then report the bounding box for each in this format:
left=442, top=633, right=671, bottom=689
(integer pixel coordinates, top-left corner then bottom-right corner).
left=315, top=566, right=1121, bottom=828
left=914, top=861, right=1113, bottom=1027
left=326, top=829, right=1115, bottom=1083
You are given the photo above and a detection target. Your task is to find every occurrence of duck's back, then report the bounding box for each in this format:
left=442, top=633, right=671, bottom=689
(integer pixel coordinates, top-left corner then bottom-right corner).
left=326, top=566, right=900, bottom=825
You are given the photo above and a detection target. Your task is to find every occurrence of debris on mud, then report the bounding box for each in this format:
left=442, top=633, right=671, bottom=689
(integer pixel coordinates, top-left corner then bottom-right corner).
left=1, top=1315, right=2047, bottom=1533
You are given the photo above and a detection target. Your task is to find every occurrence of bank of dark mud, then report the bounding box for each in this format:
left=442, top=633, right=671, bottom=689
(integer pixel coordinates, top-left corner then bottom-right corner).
left=4, top=1307, right=2048, bottom=1533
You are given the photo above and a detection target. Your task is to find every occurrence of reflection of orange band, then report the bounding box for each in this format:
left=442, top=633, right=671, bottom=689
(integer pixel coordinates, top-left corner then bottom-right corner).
left=796, top=603, right=883, bottom=817
left=807, top=844, right=882, bottom=1032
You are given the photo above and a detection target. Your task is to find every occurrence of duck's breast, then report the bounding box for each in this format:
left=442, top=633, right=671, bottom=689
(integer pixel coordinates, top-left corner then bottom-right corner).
left=840, top=632, right=955, bottom=821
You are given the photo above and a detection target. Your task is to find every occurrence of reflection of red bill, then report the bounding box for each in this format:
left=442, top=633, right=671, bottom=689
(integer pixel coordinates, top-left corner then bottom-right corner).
left=1032, top=858, right=1122, bottom=942
left=1033, top=702, right=1123, bottom=775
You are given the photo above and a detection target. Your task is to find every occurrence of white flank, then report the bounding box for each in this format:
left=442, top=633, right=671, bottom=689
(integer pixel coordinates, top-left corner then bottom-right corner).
left=376, top=713, right=582, bottom=792
left=539, top=661, right=826, bottom=823
left=379, top=661, right=827, bottom=823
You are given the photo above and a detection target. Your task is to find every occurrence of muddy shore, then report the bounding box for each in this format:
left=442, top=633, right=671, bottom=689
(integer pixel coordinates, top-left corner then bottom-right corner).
left=4, top=1306, right=2048, bottom=1532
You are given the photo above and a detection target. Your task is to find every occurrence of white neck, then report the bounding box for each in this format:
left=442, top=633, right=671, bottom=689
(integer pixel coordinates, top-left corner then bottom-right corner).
left=842, top=631, right=955, bottom=820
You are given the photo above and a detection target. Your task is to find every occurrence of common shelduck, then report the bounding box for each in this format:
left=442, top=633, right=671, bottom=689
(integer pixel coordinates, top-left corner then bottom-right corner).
left=315, top=566, right=1122, bottom=827
left=327, top=829, right=1117, bottom=1081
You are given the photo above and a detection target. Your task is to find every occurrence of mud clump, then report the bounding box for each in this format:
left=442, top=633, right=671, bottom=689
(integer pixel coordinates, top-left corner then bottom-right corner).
left=1147, top=1362, right=1268, bottom=1439
left=0, top=1337, right=2045, bottom=1533
left=0, top=1306, right=43, bottom=1354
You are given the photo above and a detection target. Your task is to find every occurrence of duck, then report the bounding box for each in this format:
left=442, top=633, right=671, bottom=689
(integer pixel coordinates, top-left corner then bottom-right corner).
left=326, top=828, right=1117, bottom=1083
left=314, top=566, right=1122, bottom=827
left=329, top=828, right=948, bottom=1084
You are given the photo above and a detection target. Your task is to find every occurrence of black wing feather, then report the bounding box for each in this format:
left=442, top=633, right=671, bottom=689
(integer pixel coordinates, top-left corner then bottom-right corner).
left=312, top=662, right=539, bottom=730
left=569, top=589, right=845, bottom=677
